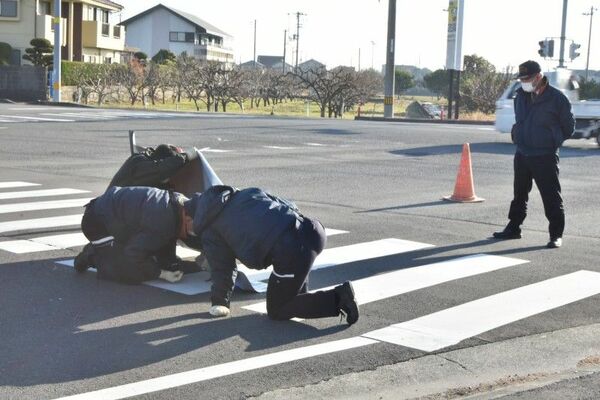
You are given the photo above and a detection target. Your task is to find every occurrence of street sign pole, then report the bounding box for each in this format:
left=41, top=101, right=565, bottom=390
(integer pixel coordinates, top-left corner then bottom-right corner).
left=52, top=0, right=61, bottom=102
left=383, top=0, right=396, bottom=118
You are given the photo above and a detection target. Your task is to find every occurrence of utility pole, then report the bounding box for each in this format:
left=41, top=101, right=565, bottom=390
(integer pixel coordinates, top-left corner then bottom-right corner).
left=358, top=48, right=361, bottom=71
left=292, top=12, right=306, bottom=73
left=584, top=6, right=597, bottom=79
left=52, top=0, right=61, bottom=102
left=558, top=0, right=568, bottom=68
left=383, top=0, right=396, bottom=118
left=282, top=29, right=287, bottom=73
left=370, top=40, right=375, bottom=70
left=253, top=19, right=257, bottom=67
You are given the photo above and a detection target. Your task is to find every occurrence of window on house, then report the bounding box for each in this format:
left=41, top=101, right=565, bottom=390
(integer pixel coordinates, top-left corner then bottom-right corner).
left=169, top=32, right=195, bottom=43
left=0, top=0, right=18, bottom=17
left=38, top=0, right=50, bottom=16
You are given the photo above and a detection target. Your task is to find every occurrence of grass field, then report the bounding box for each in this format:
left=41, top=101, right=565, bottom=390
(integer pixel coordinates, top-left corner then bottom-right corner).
left=90, top=93, right=493, bottom=121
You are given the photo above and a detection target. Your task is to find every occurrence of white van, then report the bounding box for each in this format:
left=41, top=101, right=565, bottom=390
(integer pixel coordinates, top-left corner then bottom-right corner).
left=494, top=69, right=600, bottom=145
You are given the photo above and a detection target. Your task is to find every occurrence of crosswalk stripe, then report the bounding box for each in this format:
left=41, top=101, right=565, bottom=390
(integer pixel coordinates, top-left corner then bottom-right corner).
left=53, top=229, right=350, bottom=294
left=0, top=115, right=75, bottom=122
left=0, top=214, right=82, bottom=234
left=243, top=254, right=529, bottom=315
left=363, top=270, right=600, bottom=352
left=0, top=181, right=41, bottom=189
left=53, top=337, right=377, bottom=400
left=0, top=240, right=61, bottom=253
left=0, top=197, right=92, bottom=214
left=235, top=238, right=434, bottom=292
left=0, top=188, right=89, bottom=200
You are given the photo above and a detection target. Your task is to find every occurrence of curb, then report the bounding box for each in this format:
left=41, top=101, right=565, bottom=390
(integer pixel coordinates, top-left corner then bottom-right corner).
left=354, top=116, right=495, bottom=126
left=31, top=100, right=93, bottom=108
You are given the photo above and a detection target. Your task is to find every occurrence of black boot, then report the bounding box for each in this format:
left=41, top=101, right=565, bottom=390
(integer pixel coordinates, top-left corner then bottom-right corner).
left=74, top=243, right=94, bottom=273
left=334, top=281, right=359, bottom=326
left=492, top=225, right=522, bottom=239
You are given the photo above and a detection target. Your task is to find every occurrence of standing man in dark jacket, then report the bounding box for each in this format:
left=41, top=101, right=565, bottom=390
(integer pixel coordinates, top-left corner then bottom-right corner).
left=493, top=60, right=575, bottom=248
left=74, top=186, right=189, bottom=284
left=183, top=185, right=359, bottom=325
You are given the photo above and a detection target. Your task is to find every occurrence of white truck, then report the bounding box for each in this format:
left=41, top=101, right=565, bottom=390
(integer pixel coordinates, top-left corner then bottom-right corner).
left=495, top=68, right=600, bottom=145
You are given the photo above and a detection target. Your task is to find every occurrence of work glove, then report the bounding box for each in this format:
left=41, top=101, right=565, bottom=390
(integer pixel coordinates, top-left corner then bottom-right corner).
left=159, top=269, right=183, bottom=283
left=209, top=305, right=230, bottom=317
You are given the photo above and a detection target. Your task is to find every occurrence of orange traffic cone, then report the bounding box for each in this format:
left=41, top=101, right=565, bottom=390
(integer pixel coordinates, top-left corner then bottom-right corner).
left=443, top=143, right=484, bottom=203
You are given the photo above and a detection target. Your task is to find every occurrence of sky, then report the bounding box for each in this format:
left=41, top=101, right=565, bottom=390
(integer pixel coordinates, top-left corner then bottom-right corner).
left=116, top=0, right=600, bottom=74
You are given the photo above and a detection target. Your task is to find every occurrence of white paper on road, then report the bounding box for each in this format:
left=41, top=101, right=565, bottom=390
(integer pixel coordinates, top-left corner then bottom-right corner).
left=53, top=337, right=377, bottom=400
left=0, top=197, right=92, bottom=214
left=0, top=181, right=41, bottom=189
left=0, top=214, right=82, bottom=234
left=243, top=254, right=529, bottom=315
left=363, top=270, right=600, bottom=352
left=0, top=188, right=89, bottom=200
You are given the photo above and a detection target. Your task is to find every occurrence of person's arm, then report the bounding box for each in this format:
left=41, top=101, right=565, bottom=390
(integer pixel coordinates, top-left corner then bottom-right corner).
left=201, top=229, right=237, bottom=309
left=558, top=97, right=575, bottom=142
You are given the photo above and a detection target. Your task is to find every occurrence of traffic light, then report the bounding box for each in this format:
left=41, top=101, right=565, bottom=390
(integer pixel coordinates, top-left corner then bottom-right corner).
left=569, top=42, right=581, bottom=60
left=538, top=39, right=554, bottom=58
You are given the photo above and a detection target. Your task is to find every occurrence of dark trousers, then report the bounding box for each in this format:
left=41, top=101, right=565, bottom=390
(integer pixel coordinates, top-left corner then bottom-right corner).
left=80, top=204, right=170, bottom=284
left=508, top=152, right=565, bottom=239
left=266, top=217, right=337, bottom=320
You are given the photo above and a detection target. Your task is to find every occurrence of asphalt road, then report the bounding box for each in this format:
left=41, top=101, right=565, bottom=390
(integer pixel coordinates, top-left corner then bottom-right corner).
left=1, top=104, right=599, bottom=400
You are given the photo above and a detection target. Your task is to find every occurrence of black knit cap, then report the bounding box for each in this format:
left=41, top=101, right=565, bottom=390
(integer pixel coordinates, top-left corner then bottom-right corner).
left=516, top=60, right=541, bottom=79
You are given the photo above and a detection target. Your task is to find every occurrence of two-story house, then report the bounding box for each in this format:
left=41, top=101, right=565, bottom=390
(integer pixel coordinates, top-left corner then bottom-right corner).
left=121, top=3, right=233, bottom=63
left=0, top=0, right=125, bottom=65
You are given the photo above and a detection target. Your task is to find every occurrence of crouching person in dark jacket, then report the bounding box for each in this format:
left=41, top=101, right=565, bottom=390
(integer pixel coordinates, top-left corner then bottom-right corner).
left=74, top=186, right=190, bottom=284
left=109, top=144, right=197, bottom=189
left=183, top=185, right=359, bottom=325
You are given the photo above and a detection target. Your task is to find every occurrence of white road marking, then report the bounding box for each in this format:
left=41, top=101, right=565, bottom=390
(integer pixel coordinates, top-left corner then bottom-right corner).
left=0, top=181, right=41, bottom=189
left=0, top=115, right=75, bottom=122
left=0, top=214, right=82, bottom=234
left=264, top=145, right=296, bottom=150
left=54, top=229, right=348, bottom=294
left=0, top=240, right=61, bottom=253
left=305, top=142, right=326, bottom=146
left=53, top=337, right=377, bottom=400
left=324, top=228, right=347, bottom=236
left=0, top=188, right=89, bottom=200
left=363, top=270, right=600, bottom=352
left=243, top=254, right=529, bottom=315
left=0, top=197, right=92, bottom=214
left=237, top=238, right=434, bottom=292
left=197, top=147, right=232, bottom=153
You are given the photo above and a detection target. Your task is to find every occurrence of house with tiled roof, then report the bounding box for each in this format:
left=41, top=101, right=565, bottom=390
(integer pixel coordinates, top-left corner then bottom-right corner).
left=121, top=3, right=233, bottom=63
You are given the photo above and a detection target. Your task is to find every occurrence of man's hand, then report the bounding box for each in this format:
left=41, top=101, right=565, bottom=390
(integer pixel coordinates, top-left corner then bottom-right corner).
left=159, top=269, right=184, bottom=283
left=209, top=305, right=230, bottom=317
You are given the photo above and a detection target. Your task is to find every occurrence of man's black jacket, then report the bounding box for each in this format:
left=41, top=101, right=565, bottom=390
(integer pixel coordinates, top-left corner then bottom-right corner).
left=109, top=150, right=187, bottom=189
left=512, top=80, right=575, bottom=156
left=91, top=186, right=180, bottom=283
left=186, top=186, right=299, bottom=307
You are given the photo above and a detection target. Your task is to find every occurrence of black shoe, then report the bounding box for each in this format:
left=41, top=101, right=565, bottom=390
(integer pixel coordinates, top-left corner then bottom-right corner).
left=74, top=243, right=94, bottom=273
left=493, top=227, right=522, bottom=240
left=334, top=281, right=359, bottom=326
left=547, top=237, right=562, bottom=248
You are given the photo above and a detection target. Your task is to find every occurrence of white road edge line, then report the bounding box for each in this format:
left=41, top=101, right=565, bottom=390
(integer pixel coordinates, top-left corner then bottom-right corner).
left=0, top=181, right=41, bottom=189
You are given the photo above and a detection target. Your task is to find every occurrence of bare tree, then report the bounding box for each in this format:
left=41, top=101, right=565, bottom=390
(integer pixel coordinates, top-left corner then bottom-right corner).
left=176, top=54, right=204, bottom=111
left=113, top=59, right=147, bottom=105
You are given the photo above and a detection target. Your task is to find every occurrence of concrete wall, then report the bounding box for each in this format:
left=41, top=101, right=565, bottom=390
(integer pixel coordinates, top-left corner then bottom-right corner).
left=0, top=65, right=47, bottom=101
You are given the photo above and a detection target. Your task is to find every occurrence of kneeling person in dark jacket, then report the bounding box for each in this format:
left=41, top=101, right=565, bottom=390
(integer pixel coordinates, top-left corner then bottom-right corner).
left=109, top=144, right=197, bottom=189
left=183, top=185, right=359, bottom=325
left=74, top=186, right=191, bottom=284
